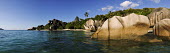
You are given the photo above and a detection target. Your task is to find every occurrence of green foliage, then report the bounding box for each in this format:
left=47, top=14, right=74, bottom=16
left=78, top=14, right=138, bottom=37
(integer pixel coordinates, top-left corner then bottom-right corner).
left=104, top=8, right=154, bottom=18
left=65, top=19, right=86, bottom=29
left=33, top=19, right=67, bottom=30
left=65, top=22, right=74, bottom=29
left=74, top=16, right=80, bottom=22
left=93, top=15, right=108, bottom=22
left=37, top=25, right=44, bottom=30
left=58, top=26, right=64, bottom=29
left=84, top=12, right=89, bottom=17
left=44, top=24, right=50, bottom=29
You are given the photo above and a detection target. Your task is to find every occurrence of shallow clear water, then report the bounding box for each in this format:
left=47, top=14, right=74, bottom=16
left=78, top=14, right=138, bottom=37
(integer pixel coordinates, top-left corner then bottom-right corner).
left=0, top=30, right=170, bottom=53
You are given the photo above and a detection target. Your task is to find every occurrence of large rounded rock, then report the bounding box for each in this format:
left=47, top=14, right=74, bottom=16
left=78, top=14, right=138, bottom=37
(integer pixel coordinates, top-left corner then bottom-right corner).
left=84, top=19, right=95, bottom=31
left=153, top=19, right=170, bottom=37
left=147, top=7, right=170, bottom=27
left=92, top=13, right=150, bottom=40
left=84, top=19, right=103, bottom=31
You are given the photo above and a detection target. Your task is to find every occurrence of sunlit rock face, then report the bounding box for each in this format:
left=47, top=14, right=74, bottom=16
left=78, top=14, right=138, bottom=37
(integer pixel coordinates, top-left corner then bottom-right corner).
left=92, top=13, right=150, bottom=40
left=147, top=7, right=170, bottom=27
left=153, top=19, right=170, bottom=37
left=84, top=19, right=103, bottom=31
left=84, top=19, right=95, bottom=31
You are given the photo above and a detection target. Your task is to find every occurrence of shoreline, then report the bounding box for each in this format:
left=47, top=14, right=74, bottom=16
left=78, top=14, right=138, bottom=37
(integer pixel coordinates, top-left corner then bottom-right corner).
left=30, top=29, right=91, bottom=32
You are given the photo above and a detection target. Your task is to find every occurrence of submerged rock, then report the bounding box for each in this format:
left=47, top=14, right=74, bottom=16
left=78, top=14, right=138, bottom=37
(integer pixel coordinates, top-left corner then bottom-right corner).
left=153, top=19, right=170, bottom=37
left=92, top=13, right=150, bottom=40
left=147, top=7, right=170, bottom=27
left=84, top=19, right=103, bottom=31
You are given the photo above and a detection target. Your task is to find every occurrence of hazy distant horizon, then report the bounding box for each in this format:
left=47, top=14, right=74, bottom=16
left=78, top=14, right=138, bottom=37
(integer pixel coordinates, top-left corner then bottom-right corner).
left=0, top=0, right=169, bottom=30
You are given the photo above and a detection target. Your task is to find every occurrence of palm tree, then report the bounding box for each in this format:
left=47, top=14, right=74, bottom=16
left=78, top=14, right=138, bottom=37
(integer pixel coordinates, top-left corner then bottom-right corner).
left=74, top=16, right=80, bottom=22
left=84, top=12, right=89, bottom=18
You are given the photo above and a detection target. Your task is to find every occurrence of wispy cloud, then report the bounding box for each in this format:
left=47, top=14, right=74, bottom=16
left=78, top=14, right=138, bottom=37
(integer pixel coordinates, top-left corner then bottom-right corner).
left=112, top=10, right=116, bottom=12
left=130, top=3, right=139, bottom=8
left=150, top=0, right=160, bottom=3
left=116, top=7, right=124, bottom=10
left=137, top=0, right=143, bottom=4
left=87, top=10, right=91, bottom=12
left=101, top=6, right=114, bottom=11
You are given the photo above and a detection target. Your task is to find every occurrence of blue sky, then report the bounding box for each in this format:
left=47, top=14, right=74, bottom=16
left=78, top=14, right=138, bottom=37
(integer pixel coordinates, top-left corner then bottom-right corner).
left=0, top=0, right=169, bottom=30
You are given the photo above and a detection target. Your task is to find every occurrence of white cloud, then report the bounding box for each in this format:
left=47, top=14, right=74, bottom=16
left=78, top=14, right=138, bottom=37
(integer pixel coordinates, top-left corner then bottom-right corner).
left=120, top=1, right=139, bottom=9
left=101, top=6, right=114, bottom=11
left=151, top=0, right=160, bottom=3
left=120, top=1, right=132, bottom=8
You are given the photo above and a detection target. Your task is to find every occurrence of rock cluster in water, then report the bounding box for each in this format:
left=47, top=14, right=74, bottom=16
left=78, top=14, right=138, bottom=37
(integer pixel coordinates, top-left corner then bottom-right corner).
left=153, top=19, right=170, bottom=37
left=87, top=7, right=170, bottom=41
left=92, top=13, right=150, bottom=40
left=84, top=19, right=103, bottom=31
left=148, top=8, right=170, bottom=38
left=148, top=7, right=170, bottom=27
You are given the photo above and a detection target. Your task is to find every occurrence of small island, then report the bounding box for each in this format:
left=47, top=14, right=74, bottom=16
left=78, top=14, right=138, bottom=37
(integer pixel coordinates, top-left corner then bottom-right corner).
left=0, top=28, right=4, bottom=30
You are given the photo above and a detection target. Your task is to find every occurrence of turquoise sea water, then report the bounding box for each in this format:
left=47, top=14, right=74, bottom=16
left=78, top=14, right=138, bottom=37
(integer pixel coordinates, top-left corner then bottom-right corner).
left=0, top=30, right=170, bottom=53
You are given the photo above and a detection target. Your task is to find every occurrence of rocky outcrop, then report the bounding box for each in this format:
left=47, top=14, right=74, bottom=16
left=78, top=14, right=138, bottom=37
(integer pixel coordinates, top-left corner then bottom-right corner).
left=84, top=19, right=103, bottom=31
left=147, top=7, right=170, bottom=27
left=153, top=19, right=170, bottom=37
left=92, top=13, right=150, bottom=40
left=84, top=19, right=95, bottom=31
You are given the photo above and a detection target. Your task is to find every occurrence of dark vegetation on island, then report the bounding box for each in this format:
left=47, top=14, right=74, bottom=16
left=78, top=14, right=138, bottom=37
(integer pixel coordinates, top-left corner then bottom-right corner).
left=0, top=28, right=3, bottom=30
left=28, top=8, right=156, bottom=30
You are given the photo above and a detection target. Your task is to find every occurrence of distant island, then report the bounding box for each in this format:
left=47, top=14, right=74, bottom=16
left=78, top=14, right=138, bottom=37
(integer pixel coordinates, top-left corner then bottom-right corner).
left=0, top=28, right=4, bottom=30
